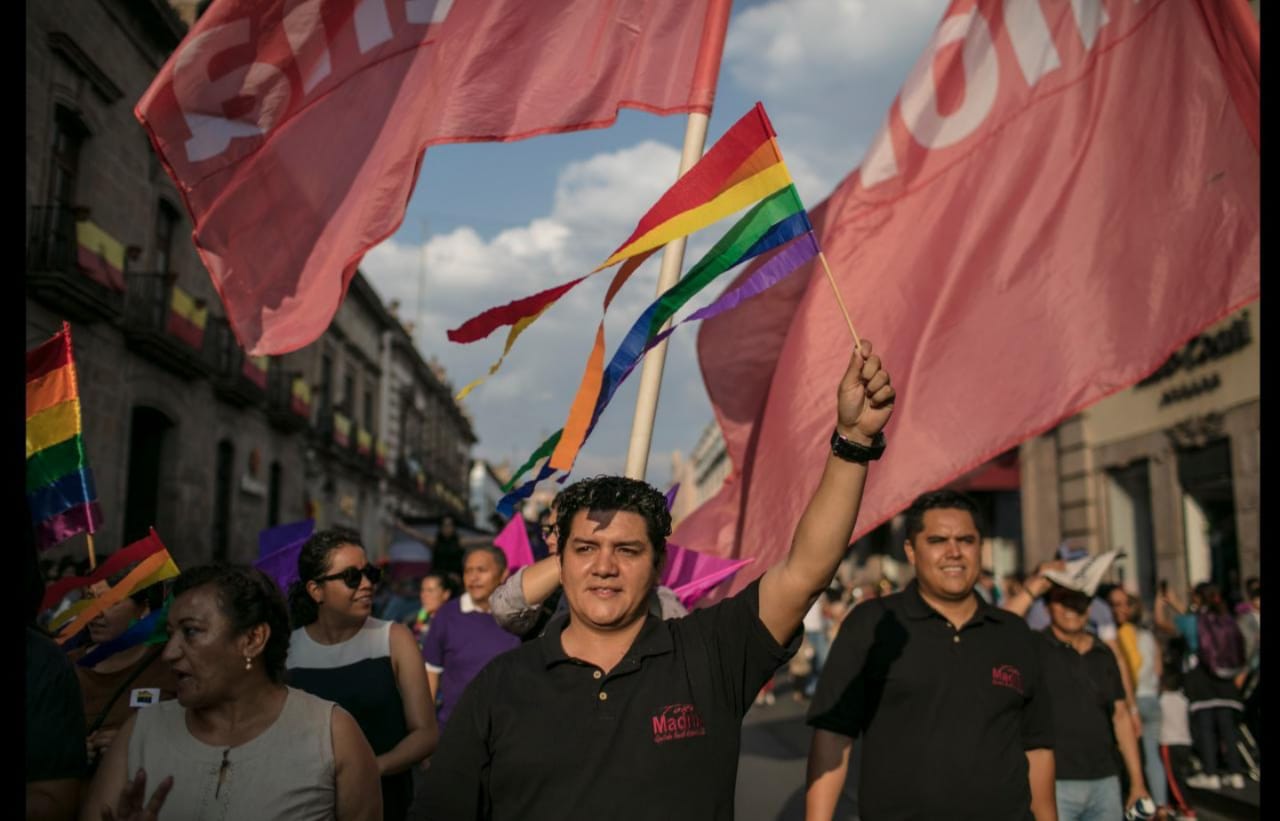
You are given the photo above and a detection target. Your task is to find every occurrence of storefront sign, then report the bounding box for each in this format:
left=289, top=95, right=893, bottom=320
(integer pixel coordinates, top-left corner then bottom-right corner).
left=1159, top=373, right=1222, bottom=407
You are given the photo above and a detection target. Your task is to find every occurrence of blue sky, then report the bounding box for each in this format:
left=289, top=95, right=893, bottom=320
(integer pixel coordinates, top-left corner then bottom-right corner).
left=361, top=0, right=949, bottom=486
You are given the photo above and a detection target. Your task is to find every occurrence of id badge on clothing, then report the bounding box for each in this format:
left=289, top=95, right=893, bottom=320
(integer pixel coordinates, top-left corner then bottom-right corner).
left=129, top=688, right=161, bottom=708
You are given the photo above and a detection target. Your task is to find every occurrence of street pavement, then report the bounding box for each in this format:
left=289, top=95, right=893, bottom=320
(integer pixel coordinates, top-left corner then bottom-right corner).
left=735, top=685, right=1258, bottom=821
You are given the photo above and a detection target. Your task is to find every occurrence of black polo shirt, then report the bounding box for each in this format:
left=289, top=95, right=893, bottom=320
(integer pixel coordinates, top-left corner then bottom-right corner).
left=421, top=579, right=798, bottom=820
left=806, top=581, right=1053, bottom=821
left=1037, top=630, right=1124, bottom=780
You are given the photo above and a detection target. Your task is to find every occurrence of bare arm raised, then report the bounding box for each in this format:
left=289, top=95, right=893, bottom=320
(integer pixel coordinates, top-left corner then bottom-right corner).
left=757, top=341, right=895, bottom=646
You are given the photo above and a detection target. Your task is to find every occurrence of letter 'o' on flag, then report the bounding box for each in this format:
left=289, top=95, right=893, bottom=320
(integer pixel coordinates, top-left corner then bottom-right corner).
left=135, top=0, right=733, bottom=355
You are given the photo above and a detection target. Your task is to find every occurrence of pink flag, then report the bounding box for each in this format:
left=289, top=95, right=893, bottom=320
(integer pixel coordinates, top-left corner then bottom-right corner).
left=136, top=0, right=732, bottom=355
left=661, top=543, right=753, bottom=610
left=493, top=515, right=535, bottom=574
left=676, top=0, right=1259, bottom=598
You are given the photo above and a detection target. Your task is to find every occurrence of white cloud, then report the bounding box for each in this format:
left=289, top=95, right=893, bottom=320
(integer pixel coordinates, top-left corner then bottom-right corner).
left=726, top=0, right=946, bottom=91
left=723, top=0, right=948, bottom=203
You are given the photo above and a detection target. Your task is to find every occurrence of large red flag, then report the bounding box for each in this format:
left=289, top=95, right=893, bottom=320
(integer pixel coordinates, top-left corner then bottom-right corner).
left=675, top=0, right=1259, bottom=596
left=136, top=0, right=732, bottom=355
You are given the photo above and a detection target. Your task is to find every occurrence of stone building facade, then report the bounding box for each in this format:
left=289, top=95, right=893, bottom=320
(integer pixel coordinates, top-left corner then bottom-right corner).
left=26, top=0, right=474, bottom=569
left=1020, top=304, right=1260, bottom=604
left=25, top=0, right=303, bottom=570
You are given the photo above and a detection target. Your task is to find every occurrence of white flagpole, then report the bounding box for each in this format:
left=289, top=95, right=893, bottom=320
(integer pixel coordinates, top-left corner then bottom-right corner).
left=623, top=112, right=711, bottom=481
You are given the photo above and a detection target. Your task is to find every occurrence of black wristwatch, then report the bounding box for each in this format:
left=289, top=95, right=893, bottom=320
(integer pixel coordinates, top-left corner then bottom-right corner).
left=829, top=428, right=886, bottom=463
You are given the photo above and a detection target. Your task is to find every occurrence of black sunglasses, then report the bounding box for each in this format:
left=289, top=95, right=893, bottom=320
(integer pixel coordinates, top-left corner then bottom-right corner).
left=540, top=523, right=557, bottom=539
left=315, top=564, right=382, bottom=589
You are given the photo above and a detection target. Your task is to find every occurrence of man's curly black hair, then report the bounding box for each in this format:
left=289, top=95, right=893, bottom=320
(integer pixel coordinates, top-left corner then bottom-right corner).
left=554, top=476, right=671, bottom=567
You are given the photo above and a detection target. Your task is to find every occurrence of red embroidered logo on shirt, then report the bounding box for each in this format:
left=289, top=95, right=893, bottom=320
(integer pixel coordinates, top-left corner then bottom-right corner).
left=651, top=703, right=707, bottom=744
left=991, top=664, right=1024, bottom=694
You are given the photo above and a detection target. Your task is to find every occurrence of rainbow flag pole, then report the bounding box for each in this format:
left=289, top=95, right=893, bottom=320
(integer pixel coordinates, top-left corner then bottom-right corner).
left=27, top=321, right=103, bottom=567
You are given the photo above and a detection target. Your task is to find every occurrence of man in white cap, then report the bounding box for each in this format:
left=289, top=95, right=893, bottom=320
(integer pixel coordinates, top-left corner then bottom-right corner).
left=1005, top=551, right=1153, bottom=820
left=1007, top=548, right=1143, bottom=740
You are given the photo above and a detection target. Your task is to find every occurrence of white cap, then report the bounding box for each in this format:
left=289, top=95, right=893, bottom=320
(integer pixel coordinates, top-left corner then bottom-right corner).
left=1043, top=550, right=1122, bottom=597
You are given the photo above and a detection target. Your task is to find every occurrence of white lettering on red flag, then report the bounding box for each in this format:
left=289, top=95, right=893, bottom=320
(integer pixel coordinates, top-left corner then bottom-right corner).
left=675, top=0, right=1258, bottom=595
left=137, top=0, right=731, bottom=355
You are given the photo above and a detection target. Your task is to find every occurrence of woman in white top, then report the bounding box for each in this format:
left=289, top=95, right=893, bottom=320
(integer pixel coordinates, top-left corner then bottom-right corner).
left=81, top=564, right=381, bottom=821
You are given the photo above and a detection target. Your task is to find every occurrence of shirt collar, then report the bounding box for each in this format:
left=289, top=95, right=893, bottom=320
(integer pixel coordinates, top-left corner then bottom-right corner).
left=1041, top=627, right=1105, bottom=654
left=902, top=579, right=1006, bottom=624
left=459, top=593, right=477, bottom=614
left=539, top=610, right=673, bottom=669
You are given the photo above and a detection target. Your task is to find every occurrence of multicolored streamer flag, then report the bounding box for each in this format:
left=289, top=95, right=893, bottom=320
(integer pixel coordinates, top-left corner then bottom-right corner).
left=52, top=529, right=180, bottom=645
left=40, top=528, right=168, bottom=613
left=450, top=103, right=787, bottom=398
left=27, top=322, right=103, bottom=550
left=494, top=108, right=824, bottom=515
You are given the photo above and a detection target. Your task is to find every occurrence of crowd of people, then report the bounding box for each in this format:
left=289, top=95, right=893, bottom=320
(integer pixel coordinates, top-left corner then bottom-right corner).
left=23, top=341, right=1258, bottom=821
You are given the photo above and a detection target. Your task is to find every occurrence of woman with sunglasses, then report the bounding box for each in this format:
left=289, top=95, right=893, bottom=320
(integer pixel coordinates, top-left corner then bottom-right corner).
left=287, top=527, right=437, bottom=821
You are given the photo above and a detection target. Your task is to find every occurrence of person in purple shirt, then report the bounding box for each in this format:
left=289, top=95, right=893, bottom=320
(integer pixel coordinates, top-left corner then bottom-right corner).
left=422, top=545, right=521, bottom=725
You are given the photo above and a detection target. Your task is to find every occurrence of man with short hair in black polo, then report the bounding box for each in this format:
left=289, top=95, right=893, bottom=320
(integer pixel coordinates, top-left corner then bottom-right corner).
left=422, top=342, right=894, bottom=820
left=805, top=490, right=1057, bottom=820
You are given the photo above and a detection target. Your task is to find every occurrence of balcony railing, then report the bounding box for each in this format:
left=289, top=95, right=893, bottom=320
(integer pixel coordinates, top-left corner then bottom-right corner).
left=26, top=205, right=124, bottom=322
left=207, top=316, right=265, bottom=407
left=122, top=271, right=211, bottom=380
left=267, top=362, right=310, bottom=433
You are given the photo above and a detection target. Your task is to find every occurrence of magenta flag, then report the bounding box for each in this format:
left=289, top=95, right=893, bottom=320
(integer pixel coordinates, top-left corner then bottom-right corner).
left=493, top=515, right=535, bottom=574
left=676, top=0, right=1259, bottom=599
left=661, top=543, right=753, bottom=610
left=134, top=0, right=732, bottom=355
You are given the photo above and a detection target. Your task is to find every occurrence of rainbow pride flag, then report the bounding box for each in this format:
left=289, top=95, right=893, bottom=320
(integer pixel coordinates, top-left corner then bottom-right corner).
left=494, top=106, right=825, bottom=515
left=51, top=530, right=180, bottom=645
left=450, top=103, right=788, bottom=399
left=27, top=322, right=103, bottom=549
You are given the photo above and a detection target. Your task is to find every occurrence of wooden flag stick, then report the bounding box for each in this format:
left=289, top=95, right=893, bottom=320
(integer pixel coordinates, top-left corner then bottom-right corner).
left=86, top=533, right=97, bottom=570
left=623, top=111, right=711, bottom=481
left=818, top=251, right=862, bottom=350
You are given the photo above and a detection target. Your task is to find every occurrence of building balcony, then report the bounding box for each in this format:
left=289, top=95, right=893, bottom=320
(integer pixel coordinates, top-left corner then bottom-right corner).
left=207, top=316, right=266, bottom=408
left=122, top=271, right=211, bottom=381
left=26, top=205, right=125, bottom=322
left=267, top=363, right=310, bottom=433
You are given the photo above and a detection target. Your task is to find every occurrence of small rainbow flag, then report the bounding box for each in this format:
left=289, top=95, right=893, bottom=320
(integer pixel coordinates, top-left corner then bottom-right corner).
left=493, top=104, right=824, bottom=514
left=449, top=103, right=789, bottom=400
left=27, top=322, right=103, bottom=549
left=50, top=530, right=180, bottom=645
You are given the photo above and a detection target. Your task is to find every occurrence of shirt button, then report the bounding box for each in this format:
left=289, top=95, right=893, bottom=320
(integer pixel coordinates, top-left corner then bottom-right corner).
left=953, top=635, right=961, bottom=643
left=593, top=670, right=602, bottom=680
left=598, top=691, right=608, bottom=701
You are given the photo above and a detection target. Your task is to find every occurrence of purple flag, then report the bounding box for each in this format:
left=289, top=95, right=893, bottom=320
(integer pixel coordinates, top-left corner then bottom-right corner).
left=494, top=515, right=536, bottom=573
left=665, top=483, right=681, bottom=512
left=255, top=519, right=315, bottom=593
